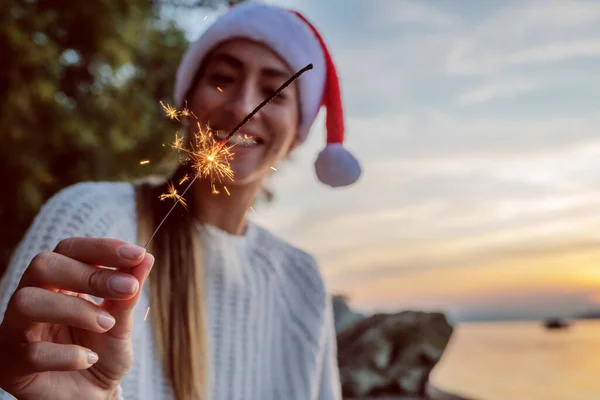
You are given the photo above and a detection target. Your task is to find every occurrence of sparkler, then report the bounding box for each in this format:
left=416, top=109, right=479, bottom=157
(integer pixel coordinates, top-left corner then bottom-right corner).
left=144, top=63, right=313, bottom=249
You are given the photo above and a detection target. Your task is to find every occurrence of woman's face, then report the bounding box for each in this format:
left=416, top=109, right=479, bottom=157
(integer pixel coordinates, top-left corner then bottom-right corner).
left=188, top=39, right=301, bottom=187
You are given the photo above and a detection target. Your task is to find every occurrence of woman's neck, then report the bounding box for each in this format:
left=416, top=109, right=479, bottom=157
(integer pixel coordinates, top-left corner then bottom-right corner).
left=191, top=178, right=260, bottom=236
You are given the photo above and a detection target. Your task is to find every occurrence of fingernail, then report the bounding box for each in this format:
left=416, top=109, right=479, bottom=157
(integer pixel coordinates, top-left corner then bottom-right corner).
left=144, top=254, right=155, bottom=280
left=109, top=275, right=139, bottom=294
left=97, top=310, right=116, bottom=330
left=148, top=254, right=155, bottom=270
left=87, top=350, right=99, bottom=364
left=118, top=244, right=145, bottom=261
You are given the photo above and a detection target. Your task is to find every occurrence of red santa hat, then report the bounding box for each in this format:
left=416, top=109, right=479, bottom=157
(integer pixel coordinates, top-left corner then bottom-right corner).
left=174, top=2, right=361, bottom=187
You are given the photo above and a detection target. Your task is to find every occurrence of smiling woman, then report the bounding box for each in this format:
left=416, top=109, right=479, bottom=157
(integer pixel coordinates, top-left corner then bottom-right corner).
left=0, top=3, right=362, bottom=400
left=187, top=40, right=302, bottom=185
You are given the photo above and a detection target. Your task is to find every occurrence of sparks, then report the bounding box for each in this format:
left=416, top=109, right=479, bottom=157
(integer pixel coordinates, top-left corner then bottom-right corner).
left=179, top=101, right=196, bottom=119
left=160, top=108, right=235, bottom=198
left=179, top=174, right=189, bottom=185
left=249, top=206, right=256, bottom=212
left=171, top=132, right=185, bottom=152
left=159, top=182, right=188, bottom=209
left=224, top=186, right=230, bottom=196
left=185, top=125, right=235, bottom=185
left=243, top=133, right=258, bottom=146
left=140, top=160, right=150, bottom=165
left=217, top=87, right=223, bottom=92
left=160, top=101, right=179, bottom=121
left=144, top=307, right=150, bottom=321
left=270, top=166, right=277, bottom=171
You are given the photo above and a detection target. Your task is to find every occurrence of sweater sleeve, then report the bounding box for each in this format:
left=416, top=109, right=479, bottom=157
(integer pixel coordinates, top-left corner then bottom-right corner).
left=317, top=296, right=343, bottom=400
left=0, top=183, right=94, bottom=324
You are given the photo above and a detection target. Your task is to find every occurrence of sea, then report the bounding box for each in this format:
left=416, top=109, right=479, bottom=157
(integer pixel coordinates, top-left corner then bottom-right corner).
left=429, top=319, right=600, bottom=400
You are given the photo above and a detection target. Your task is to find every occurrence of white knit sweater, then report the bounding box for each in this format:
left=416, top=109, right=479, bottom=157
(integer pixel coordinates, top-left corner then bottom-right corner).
left=0, top=182, right=342, bottom=400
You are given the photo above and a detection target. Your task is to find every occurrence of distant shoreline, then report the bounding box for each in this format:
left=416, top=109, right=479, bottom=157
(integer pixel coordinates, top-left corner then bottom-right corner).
left=450, top=316, right=600, bottom=325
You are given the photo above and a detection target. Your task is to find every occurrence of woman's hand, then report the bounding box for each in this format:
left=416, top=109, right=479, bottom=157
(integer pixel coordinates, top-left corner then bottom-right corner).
left=0, top=237, right=153, bottom=400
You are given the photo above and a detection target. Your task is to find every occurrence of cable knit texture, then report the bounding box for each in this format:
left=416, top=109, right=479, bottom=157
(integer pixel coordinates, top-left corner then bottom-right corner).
left=0, top=182, right=342, bottom=400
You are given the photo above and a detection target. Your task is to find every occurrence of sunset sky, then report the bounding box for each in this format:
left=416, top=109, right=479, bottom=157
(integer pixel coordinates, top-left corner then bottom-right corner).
left=178, top=0, right=600, bottom=321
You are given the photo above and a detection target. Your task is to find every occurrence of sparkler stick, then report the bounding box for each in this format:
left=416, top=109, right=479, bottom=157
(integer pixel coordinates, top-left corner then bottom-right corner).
left=143, top=63, right=313, bottom=249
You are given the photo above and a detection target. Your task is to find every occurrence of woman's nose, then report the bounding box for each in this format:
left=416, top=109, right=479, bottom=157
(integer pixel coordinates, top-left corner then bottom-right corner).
left=226, top=84, right=258, bottom=121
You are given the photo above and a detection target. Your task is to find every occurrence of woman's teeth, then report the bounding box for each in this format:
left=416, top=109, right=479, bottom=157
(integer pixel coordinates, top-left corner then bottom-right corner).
left=227, top=134, right=262, bottom=146
left=212, top=130, right=262, bottom=146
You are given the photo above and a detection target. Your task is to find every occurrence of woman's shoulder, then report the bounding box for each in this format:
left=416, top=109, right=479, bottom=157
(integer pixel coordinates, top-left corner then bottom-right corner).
left=250, top=222, right=328, bottom=301
left=49, top=180, right=134, bottom=201
left=45, top=181, right=134, bottom=212
left=38, top=181, right=137, bottom=236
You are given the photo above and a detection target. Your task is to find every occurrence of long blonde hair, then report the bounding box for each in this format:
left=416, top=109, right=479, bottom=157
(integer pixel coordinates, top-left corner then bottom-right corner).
left=135, top=164, right=209, bottom=400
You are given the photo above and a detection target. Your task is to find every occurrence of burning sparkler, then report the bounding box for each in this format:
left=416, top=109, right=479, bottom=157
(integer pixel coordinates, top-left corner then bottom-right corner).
left=144, top=63, right=313, bottom=249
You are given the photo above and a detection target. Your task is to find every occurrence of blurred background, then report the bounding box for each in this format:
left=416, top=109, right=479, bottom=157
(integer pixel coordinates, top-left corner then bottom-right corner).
left=2, top=0, right=600, bottom=399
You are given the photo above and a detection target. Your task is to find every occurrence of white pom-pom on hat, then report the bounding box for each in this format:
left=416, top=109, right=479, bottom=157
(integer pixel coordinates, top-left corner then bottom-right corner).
left=315, top=143, right=361, bottom=187
left=174, top=3, right=362, bottom=187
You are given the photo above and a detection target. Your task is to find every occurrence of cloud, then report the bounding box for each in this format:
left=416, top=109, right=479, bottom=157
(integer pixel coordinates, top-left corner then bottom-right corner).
left=347, top=110, right=600, bottom=160
left=506, top=39, right=600, bottom=64
left=315, top=204, right=600, bottom=277
left=254, top=112, right=600, bottom=255
left=456, top=79, right=542, bottom=106
left=371, top=0, right=461, bottom=28
left=483, top=0, right=600, bottom=34
left=263, top=136, right=600, bottom=294
left=444, top=1, right=600, bottom=75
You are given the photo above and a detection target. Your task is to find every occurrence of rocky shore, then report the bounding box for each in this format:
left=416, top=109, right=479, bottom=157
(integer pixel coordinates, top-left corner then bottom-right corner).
left=332, top=295, right=468, bottom=400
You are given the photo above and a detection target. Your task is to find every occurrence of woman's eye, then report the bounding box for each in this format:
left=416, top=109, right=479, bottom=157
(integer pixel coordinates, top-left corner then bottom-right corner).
left=265, top=88, right=285, bottom=101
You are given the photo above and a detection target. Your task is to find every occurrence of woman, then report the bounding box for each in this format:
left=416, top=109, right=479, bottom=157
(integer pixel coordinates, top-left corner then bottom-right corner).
left=0, top=3, right=361, bottom=400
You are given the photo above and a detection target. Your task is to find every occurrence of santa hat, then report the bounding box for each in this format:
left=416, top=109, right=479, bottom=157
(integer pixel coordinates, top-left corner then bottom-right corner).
left=174, top=2, right=361, bottom=187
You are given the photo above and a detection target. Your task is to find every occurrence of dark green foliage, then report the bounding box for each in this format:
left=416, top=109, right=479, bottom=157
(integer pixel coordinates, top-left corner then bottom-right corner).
left=0, top=0, right=238, bottom=276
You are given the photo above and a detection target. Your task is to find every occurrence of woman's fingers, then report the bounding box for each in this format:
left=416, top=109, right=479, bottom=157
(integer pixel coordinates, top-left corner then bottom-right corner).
left=101, top=253, right=154, bottom=340
left=19, top=342, right=98, bottom=373
left=19, top=251, right=141, bottom=300
left=7, top=287, right=116, bottom=334
left=53, top=237, right=146, bottom=267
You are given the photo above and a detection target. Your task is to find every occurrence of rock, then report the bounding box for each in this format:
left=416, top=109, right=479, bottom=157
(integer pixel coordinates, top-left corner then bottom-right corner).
left=341, top=367, right=388, bottom=397
left=332, top=296, right=454, bottom=399
left=371, top=338, right=393, bottom=370
left=396, top=366, right=428, bottom=394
